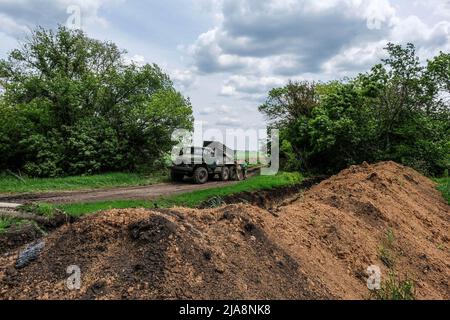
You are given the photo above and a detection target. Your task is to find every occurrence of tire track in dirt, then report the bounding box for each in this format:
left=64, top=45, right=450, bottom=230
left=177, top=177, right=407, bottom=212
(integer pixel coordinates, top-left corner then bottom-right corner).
left=0, top=168, right=261, bottom=205
left=0, top=181, right=238, bottom=204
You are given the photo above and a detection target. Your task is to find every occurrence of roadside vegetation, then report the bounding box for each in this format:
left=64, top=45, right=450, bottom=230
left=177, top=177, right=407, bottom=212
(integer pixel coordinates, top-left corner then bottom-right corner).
left=436, top=177, right=450, bottom=204
left=371, top=271, right=416, bottom=300
left=0, top=217, right=26, bottom=233
left=49, top=172, right=302, bottom=217
left=0, top=172, right=167, bottom=194
left=373, top=229, right=416, bottom=300
left=259, top=43, right=449, bottom=177
left=0, top=26, right=193, bottom=178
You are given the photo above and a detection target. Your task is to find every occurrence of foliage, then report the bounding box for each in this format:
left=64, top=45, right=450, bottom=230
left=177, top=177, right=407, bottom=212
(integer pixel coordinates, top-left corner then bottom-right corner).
left=259, top=43, right=450, bottom=176
left=0, top=217, right=26, bottom=233
left=436, top=177, right=450, bottom=204
left=0, top=171, right=167, bottom=194
left=379, top=229, right=397, bottom=269
left=0, top=26, right=193, bottom=177
left=371, top=271, right=416, bottom=300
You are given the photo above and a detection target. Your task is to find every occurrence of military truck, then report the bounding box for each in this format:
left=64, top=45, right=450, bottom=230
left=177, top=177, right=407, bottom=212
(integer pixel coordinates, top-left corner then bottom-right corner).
left=170, top=141, right=237, bottom=184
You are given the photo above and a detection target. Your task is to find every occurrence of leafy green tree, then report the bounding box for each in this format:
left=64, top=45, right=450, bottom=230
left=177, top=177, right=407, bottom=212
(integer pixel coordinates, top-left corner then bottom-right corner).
left=427, top=52, right=450, bottom=93
left=259, top=43, right=449, bottom=176
left=0, top=26, right=193, bottom=177
left=259, top=81, right=319, bottom=171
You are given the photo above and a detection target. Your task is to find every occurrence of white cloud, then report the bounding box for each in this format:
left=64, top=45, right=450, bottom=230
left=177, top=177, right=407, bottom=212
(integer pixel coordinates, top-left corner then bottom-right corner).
left=220, top=75, right=286, bottom=101
left=188, top=0, right=397, bottom=76
left=186, top=0, right=449, bottom=83
left=0, top=0, right=120, bottom=37
left=215, top=116, right=242, bottom=127
left=171, top=68, right=198, bottom=91
left=0, top=12, right=29, bottom=37
left=123, top=54, right=146, bottom=66
left=199, top=104, right=231, bottom=116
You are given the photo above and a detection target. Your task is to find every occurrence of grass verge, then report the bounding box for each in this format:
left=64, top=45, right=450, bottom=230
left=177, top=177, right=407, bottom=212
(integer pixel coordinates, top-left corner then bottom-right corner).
left=0, top=217, right=26, bottom=233
left=0, top=171, right=167, bottom=194
left=55, top=172, right=303, bottom=217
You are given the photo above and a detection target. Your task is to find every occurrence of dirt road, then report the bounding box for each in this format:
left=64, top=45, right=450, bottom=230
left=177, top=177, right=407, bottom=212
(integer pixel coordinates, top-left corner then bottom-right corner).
left=0, top=168, right=260, bottom=205
left=0, top=180, right=241, bottom=205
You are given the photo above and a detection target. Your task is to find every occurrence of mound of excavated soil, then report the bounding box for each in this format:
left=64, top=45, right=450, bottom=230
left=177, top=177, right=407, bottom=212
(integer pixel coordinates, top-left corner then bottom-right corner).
left=0, top=206, right=329, bottom=300
left=0, top=161, right=449, bottom=300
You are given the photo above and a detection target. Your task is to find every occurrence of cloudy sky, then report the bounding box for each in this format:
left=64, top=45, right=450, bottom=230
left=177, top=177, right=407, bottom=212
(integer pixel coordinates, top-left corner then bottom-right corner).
left=0, top=0, right=449, bottom=139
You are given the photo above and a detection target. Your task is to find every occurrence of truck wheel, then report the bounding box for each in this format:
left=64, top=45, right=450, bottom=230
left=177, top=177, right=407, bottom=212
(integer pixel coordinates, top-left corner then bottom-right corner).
left=229, top=167, right=237, bottom=181
left=171, top=171, right=184, bottom=182
left=194, top=167, right=209, bottom=184
left=220, top=167, right=230, bottom=181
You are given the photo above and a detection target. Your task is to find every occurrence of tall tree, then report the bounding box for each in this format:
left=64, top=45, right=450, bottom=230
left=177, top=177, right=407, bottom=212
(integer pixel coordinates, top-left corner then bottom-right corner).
left=0, top=26, right=193, bottom=176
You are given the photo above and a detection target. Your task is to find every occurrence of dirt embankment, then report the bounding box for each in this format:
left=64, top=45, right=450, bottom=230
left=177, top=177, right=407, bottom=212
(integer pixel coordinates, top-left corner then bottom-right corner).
left=0, top=161, right=449, bottom=300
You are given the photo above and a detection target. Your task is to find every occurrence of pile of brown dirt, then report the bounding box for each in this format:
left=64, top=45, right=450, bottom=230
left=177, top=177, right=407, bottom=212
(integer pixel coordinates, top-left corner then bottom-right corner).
left=0, top=207, right=329, bottom=300
left=260, top=161, right=450, bottom=299
left=0, top=161, right=448, bottom=300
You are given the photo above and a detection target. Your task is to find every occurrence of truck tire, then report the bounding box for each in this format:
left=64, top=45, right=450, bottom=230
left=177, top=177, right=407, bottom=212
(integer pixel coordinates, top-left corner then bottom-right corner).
left=171, top=171, right=184, bottom=182
left=230, top=166, right=243, bottom=181
left=194, top=167, right=209, bottom=184
left=220, top=167, right=230, bottom=181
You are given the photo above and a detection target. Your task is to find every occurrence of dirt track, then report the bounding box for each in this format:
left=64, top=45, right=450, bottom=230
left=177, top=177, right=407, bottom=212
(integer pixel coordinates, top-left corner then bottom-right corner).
left=0, top=180, right=240, bottom=204
left=0, top=168, right=261, bottom=204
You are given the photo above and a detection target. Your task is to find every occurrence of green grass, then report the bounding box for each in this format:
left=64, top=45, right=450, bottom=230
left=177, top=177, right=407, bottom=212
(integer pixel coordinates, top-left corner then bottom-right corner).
left=371, top=271, right=416, bottom=300
left=0, top=171, right=167, bottom=194
left=55, top=172, right=303, bottom=217
left=0, top=217, right=26, bottom=233
left=436, top=177, right=450, bottom=205
left=21, top=203, right=57, bottom=218
left=379, top=229, right=396, bottom=269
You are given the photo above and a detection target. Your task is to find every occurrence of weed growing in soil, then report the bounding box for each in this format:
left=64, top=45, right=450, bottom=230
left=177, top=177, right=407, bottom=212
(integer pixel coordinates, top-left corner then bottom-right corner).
left=373, top=229, right=416, bottom=300
left=371, top=271, right=416, bottom=300
left=21, top=203, right=56, bottom=217
left=436, top=177, right=450, bottom=205
left=0, top=217, right=26, bottom=233
left=379, top=229, right=396, bottom=268
left=202, top=196, right=227, bottom=208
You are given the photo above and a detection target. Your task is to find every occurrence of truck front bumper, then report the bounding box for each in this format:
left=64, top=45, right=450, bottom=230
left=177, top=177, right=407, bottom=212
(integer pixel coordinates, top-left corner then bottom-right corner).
left=171, top=165, right=195, bottom=174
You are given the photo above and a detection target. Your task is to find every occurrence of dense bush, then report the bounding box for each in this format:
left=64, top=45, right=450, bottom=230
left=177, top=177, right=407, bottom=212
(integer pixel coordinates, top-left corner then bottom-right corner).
left=0, top=27, right=193, bottom=177
left=260, top=44, right=450, bottom=176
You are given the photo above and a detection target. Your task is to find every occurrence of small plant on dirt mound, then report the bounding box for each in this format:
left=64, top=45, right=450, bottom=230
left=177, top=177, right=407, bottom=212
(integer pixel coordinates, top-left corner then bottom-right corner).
left=0, top=217, right=26, bottom=233
left=379, top=229, right=396, bottom=268
left=436, top=175, right=450, bottom=205
left=202, top=196, right=227, bottom=208
left=371, top=271, right=416, bottom=300
left=373, top=229, right=416, bottom=300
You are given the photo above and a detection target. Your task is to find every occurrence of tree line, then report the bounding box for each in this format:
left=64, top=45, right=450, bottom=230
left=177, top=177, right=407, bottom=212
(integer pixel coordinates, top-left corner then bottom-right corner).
left=0, top=27, right=193, bottom=177
left=259, top=43, right=450, bottom=176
